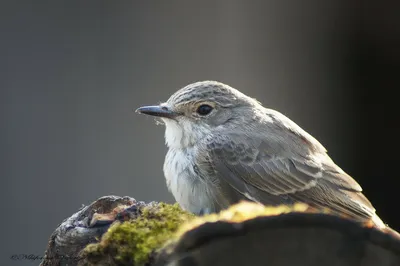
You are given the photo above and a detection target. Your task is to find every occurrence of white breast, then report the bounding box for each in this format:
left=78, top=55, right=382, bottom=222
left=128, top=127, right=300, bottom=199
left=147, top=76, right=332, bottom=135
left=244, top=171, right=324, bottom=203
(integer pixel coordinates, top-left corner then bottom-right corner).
left=163, top=147, right=216, bottom=214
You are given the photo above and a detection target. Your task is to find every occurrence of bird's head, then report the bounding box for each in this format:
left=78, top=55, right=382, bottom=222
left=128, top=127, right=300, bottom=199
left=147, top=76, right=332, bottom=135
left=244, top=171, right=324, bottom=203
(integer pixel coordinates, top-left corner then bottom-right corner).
left=136, top=81, right=262, bottom=149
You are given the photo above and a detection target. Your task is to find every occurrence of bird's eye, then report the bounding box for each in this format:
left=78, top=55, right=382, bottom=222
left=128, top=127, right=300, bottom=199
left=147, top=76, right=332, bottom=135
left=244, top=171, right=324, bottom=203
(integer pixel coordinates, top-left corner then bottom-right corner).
left=196, top=104, right=213, bottom=116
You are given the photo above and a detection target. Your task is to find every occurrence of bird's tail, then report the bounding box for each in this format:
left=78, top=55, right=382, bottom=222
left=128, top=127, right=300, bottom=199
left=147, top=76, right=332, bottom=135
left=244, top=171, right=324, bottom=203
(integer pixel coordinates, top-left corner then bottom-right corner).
left=371, top=214, right=400, bottom=240
left=381, top=225, right=400, bottom=238
left=372, top=214, right=386, bottom=229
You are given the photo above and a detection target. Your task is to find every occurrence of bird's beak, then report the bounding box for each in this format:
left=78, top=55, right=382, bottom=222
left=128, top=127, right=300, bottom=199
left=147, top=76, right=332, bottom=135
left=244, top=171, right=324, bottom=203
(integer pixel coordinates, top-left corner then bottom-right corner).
left=135, top=105, right=178, bottom=119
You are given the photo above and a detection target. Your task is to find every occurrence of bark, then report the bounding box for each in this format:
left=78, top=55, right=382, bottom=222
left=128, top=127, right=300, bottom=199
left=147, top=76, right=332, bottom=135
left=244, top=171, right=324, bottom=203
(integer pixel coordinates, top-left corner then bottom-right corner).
left=40, top=195, right=148, bottom=266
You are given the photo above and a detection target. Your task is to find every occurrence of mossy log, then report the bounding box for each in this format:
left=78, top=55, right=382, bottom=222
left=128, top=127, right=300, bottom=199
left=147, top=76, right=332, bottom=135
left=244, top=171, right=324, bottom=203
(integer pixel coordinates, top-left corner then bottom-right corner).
left=41, top=195, right=400, bottom=266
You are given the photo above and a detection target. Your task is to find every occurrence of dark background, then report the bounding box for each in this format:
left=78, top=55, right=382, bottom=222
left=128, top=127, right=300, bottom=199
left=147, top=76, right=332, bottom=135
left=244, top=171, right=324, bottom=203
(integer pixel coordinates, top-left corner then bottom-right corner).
left=1, top=1, right=399, bottom=265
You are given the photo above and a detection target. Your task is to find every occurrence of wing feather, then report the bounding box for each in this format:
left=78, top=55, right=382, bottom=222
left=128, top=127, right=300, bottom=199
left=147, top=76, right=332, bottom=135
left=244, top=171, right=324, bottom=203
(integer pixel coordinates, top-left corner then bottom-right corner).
left=203, top=132, right=376, bottom=222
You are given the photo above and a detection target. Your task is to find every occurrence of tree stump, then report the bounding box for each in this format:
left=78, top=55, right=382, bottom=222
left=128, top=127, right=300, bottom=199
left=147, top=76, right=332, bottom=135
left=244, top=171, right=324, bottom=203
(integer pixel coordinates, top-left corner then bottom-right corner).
left=41, top=196, right=400, bottom=266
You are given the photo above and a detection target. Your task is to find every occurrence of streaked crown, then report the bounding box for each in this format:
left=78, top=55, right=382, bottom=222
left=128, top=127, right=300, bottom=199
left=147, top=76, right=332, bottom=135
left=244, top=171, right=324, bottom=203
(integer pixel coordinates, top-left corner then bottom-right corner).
left=167, top=81, right=252, bottom=107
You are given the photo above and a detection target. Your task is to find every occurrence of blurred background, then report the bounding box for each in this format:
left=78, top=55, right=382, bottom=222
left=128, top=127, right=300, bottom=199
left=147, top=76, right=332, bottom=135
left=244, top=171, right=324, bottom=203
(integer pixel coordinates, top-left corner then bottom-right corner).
left=1, top=1, right=399, bottom=265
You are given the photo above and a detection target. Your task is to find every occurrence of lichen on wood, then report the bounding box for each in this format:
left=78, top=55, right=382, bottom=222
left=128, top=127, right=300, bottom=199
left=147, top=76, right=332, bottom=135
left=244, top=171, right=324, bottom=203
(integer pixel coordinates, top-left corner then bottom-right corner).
left=79, top=201, right=316, bottom=265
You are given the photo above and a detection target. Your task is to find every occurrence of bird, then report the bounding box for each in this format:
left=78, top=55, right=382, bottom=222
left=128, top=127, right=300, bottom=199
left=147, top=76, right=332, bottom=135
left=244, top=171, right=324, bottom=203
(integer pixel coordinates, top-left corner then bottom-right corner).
left=136, top=80, right=386, bottom=229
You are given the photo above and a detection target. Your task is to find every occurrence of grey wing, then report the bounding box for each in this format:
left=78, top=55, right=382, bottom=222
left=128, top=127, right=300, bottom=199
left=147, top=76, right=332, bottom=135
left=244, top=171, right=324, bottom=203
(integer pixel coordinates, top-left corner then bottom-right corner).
left=202, top=133, right=376, bottom=222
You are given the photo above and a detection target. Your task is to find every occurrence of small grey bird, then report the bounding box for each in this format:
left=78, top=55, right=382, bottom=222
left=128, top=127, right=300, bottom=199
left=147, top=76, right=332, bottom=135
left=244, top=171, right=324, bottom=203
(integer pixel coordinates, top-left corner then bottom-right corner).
left=136, top=81, right=385, bottom=229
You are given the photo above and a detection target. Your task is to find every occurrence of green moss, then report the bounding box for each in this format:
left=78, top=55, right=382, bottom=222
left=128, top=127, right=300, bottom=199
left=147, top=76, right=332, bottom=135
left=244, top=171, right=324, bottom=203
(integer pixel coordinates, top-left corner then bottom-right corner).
left=81, top=203, right=194, bottom=266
